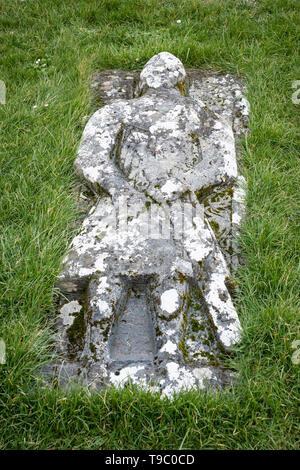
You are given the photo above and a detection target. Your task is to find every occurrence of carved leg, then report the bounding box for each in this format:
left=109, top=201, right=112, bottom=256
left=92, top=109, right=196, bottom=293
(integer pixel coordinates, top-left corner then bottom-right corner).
left=200, top=243, right=241, bottom=351
left=149, top=273, right=190, bottom=365
left=199, top=222, right=241, bottom=351
left=181, top=196, right=242, bottom=352
left=80, top=275, right=128, bottom=368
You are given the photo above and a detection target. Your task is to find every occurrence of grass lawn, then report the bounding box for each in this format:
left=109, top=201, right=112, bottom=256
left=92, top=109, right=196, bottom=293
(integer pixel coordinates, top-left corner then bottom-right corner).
left=0, top=0, right=299, bottom=450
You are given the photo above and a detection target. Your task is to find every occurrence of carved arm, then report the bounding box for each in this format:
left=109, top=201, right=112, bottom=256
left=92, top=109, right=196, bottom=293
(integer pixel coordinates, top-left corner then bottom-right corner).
left=74, top=103, right=140, bottom=202
left=185, top=104, right=238, bottom=196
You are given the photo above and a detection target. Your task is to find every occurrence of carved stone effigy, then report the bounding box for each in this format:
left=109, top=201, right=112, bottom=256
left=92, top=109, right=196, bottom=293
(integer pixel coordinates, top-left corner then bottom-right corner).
left=48, top=53, right=250, bottom=397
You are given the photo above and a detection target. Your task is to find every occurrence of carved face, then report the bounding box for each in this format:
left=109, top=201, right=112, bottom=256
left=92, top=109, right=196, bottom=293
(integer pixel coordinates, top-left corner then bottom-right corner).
left=139, top=52, right=186, bottom=93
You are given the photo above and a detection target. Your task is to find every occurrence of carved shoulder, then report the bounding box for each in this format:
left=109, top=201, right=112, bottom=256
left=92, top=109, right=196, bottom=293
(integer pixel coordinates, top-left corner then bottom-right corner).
left=74, top=101, right=131, bottom=195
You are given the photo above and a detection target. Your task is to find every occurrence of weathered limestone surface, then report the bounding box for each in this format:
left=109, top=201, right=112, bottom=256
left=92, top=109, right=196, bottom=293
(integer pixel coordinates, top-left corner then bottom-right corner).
left=46, top=52, right=250, bottom=398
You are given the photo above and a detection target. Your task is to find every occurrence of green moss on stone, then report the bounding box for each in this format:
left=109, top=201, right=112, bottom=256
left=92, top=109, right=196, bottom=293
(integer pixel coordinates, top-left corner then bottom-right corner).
left=66, top=303, right=87, bottom=360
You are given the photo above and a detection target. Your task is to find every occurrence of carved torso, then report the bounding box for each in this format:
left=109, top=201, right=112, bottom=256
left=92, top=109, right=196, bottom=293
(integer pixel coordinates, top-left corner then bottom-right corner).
left=114, top=94, right=203, bottom=194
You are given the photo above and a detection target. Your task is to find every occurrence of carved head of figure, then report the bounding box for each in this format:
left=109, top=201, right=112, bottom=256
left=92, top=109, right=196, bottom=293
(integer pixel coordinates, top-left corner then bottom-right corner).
left=138, top=52, right=186, bottom=95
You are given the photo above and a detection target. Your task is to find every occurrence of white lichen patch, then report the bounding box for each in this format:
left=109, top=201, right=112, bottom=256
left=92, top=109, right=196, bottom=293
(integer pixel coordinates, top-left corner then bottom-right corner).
left=160, top=179, right=183, bottom=199
left=232, top=176, right=246, bottom=227
left=94, top=252, right=109, bottom=272
left=232, top=212, right=241, bottom=225
left=83, top=166, right=100, bottom=183
left=96, top=276, right=109, bottom=293
left=160, top=289, right=180, bottom=314
left=183, top=220, right=213, bottom=262
left=192, top=367, right=213, bottom=381
left=171, top=258, right=193, bottom=277
left=160, top=340, right=177, bottom=354
left=59, top=300, right=82, bottom=326
left=160, top=362, right=197, bottom=399
left=109, top=365, right=145, bottom=386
